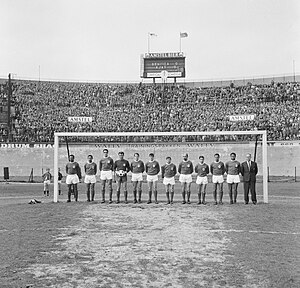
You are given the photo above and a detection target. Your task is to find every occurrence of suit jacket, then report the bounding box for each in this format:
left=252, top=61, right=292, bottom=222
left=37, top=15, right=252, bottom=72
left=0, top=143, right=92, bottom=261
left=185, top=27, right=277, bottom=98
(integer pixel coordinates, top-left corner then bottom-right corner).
left=240, top=161, right=258, bottom=182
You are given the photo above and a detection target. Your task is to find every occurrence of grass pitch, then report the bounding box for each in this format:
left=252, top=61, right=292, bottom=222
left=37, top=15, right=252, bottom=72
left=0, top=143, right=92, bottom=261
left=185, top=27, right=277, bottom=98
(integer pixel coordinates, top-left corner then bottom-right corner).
left=0, top=182, right=299, bottom=288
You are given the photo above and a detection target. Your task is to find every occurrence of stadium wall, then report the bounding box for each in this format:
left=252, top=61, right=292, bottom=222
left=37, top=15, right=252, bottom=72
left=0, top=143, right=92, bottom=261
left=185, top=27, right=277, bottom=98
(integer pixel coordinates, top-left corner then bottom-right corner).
left=0, top=141, right=299, bottom=180
left=184, top=74, right=300, bottom=88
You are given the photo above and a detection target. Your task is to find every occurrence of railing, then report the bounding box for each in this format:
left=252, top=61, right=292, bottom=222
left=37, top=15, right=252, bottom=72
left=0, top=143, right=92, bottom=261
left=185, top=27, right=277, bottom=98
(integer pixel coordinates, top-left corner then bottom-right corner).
left=0, top=73, right=299, bottom=86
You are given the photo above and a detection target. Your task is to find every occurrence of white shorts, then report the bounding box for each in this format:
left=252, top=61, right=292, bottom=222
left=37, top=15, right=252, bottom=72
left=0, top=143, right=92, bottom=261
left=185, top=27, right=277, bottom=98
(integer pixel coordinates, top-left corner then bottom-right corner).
left=226, top=174, right=240, bottom=184
left=132, top=173, right=143, bottom=182
left=163, top=177, right=175, bottom=186
left=100, top=170, right=113, bottom=181
left=196, top=176, right=208, bottom=185
left=179, top=174, right=193, bottom=183
left=147, top=174, right=158, bottom=182
left=212, top=175, right=224, bottom=184
left=66, top=174, right=80, bottom=185
left=84, top=175, right=97, bottom=184
left=44, top=180, right=50, bottom=189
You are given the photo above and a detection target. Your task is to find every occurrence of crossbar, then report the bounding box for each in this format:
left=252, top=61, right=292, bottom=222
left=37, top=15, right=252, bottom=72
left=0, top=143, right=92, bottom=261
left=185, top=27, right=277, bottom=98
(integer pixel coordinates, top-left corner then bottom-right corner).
left=54, top=131, right=265, bottom=137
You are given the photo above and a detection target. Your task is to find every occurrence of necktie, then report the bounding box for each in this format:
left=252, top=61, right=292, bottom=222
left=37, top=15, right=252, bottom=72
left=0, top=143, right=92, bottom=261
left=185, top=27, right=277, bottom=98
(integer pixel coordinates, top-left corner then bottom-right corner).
left=248, top=161, right=251, bottom=169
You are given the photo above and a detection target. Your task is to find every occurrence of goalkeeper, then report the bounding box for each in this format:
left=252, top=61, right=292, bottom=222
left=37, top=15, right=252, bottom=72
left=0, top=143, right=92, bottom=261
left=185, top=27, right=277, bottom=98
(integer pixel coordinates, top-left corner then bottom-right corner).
left=114, top=151, right=130, bottom=204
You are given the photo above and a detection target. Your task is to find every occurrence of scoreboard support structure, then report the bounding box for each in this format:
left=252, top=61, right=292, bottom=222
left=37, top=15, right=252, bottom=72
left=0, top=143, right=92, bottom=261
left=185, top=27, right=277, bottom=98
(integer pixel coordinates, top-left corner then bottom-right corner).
left=152, top=77, right=177, bottom=84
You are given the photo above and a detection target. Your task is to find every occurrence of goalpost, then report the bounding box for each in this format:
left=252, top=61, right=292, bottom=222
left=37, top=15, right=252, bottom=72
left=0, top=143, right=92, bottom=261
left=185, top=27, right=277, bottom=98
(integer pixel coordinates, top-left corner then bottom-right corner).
left=53, top=130, right=268, bottom=203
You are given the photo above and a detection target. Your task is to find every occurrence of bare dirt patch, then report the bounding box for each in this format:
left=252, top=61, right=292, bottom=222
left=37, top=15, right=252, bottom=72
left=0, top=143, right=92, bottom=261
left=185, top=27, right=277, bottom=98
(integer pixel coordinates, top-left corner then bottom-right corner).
left=26, top=204, right=237, bottom=287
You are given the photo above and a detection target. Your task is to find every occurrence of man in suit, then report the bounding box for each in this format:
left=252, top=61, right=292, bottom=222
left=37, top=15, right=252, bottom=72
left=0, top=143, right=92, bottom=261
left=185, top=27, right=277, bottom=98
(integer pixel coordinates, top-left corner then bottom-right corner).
left=240, top=153, right=258, bottom=205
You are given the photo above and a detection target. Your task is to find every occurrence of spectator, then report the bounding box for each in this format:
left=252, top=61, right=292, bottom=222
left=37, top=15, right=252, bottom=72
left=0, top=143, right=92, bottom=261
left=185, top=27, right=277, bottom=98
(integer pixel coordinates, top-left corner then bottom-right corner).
left=0, top=80, right=298, bottom=143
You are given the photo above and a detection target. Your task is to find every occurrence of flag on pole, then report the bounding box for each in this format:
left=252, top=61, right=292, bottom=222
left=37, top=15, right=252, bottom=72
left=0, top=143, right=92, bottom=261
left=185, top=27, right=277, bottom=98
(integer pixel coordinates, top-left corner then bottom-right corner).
left=149, top=32, right=157, bottom=37
left=180, top=32, right=188, bottom=38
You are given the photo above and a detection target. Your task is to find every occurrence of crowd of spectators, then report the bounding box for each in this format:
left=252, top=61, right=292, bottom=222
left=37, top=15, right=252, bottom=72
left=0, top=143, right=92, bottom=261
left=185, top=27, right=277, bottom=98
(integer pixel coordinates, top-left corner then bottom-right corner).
left=0, top=79, right=299, bottom=143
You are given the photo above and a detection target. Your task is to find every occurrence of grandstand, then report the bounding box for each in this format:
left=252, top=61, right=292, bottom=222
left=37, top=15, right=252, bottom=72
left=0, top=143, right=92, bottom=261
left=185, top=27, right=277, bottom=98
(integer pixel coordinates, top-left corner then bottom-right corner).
left=0, top=78, right=299, bottom=143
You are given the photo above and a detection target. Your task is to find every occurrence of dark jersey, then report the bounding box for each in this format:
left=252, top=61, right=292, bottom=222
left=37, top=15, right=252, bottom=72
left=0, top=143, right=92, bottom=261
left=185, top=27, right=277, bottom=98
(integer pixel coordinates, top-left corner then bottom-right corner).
left=145, top=161, right=160, bottom=175
left=178, top=160, right=193, bottom=175
left=114, top=159, right=130, bottom=173
left=66, top=162, right=81, bottom=178
left=195, top=163, right=209, bottom=177
left=161, top=163, right=177, bottom=178
left=42, top=172, right=52, bottom=181
left=131, top=160, right=145, bottom=173
left=225, top=160, right=241, bottom=175
left=210, top=161, right=225, bottom=176
left=99, top=157, right=114, bottom=171
left=84, top=162, right=97, bottom=175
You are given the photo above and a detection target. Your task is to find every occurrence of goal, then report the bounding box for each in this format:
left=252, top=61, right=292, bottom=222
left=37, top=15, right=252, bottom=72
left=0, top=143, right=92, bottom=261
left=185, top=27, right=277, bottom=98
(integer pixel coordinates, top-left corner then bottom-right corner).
left=53, top=130, right=268, bottom=203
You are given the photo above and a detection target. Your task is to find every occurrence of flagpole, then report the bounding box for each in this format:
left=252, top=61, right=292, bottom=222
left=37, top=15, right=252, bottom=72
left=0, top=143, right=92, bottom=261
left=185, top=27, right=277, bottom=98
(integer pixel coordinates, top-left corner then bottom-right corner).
left=148, top=33, right=157, bottom=53
left=179, top=32, right=188, bottom=52
left=179, top=33, right=182, bottom=52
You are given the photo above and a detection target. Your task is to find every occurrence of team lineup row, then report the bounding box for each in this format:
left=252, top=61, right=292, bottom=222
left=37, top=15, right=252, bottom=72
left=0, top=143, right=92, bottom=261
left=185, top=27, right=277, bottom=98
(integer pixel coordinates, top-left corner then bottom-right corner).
left=43, top=149, right=258, bottom=205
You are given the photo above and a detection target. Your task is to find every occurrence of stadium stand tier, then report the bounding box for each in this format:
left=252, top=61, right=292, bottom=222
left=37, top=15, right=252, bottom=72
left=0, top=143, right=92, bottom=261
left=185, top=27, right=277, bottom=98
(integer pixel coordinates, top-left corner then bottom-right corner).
left=0, top=80, right=299, bottom=143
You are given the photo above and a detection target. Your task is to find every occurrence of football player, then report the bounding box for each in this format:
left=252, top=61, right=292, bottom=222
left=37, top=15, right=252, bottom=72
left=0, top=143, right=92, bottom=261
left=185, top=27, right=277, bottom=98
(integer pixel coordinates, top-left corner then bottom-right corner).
left=114, top=152, right=130, bottom=203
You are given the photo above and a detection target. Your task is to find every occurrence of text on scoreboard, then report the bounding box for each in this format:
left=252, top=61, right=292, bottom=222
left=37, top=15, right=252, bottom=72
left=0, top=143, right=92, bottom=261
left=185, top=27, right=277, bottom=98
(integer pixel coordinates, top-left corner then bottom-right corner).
left=140, top=52, right=186, bottom=78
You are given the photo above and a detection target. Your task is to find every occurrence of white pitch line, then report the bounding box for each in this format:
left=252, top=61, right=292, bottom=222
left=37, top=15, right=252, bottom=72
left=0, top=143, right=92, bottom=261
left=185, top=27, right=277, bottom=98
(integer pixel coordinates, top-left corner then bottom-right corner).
left=0, top=195, right=299, bottom=200
left=268, top=195, right=300, bottom=199
left=210, top=229, right=300, bottom=235
left=0, top=195, right=53, bottom=199
left=0, top=183, right=42, bottom=185
left=1, top=227, right=298, bottom=236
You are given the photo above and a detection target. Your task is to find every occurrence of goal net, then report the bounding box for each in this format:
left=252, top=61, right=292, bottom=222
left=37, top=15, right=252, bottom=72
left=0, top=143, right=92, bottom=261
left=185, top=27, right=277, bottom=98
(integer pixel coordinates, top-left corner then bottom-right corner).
left=53, top=131, right=268, bottom=203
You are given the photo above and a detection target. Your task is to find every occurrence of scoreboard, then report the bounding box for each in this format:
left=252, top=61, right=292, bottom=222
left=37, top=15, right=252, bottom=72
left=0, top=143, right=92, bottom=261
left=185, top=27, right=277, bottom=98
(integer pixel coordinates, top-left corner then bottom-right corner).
left=140, top=52, right=185, bottom=78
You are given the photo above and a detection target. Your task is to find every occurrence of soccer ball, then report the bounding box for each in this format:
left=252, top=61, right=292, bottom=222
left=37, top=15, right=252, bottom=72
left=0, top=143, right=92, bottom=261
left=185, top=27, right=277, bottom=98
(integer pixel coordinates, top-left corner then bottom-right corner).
left=118, top=170, right=125, bottom=176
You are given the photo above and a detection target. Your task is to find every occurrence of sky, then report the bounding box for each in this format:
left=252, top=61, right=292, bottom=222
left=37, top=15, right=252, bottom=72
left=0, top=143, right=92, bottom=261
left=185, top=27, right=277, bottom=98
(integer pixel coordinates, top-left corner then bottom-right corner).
left=0, top=0, right=299, bottom=82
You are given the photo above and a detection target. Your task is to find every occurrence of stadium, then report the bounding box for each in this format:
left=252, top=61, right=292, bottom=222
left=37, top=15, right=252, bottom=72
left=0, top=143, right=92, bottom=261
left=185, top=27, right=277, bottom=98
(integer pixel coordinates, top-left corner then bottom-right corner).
left=0, top=1, right=299, bottom=287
